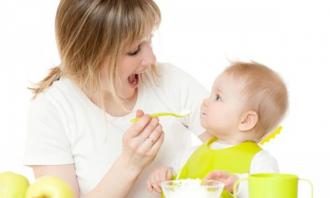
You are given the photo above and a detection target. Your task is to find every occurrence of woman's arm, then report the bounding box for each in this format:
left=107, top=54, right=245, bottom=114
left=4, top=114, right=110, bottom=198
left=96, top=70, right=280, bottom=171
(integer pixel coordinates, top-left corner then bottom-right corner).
left=82, top=155, right=143, bottom=198
left=31, top=165, right=80, bottom=197
left=30, top=111, right=164, bottom=198
left=31, top=157, right=143, bottom=198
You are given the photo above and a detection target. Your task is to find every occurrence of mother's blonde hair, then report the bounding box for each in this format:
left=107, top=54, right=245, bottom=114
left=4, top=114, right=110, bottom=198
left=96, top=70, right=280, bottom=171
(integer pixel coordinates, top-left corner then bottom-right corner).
left=31, top=0, right=160, bottom=106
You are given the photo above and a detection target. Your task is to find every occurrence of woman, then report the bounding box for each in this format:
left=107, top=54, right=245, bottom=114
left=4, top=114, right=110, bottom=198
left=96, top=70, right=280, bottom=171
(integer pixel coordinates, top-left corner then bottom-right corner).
left=24, top=0, right=209, bottom=197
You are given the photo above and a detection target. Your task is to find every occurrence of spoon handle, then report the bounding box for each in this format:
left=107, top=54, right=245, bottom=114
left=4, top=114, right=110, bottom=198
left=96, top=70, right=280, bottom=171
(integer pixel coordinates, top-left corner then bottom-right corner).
left=130, top=112, right=189, bottom=123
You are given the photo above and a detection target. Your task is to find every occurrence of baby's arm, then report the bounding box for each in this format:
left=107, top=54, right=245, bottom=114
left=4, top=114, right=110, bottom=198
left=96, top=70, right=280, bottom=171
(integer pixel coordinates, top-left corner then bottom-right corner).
left=147, top=146, right=199, bottom=193
left=147, top=166, right=175, bottom=193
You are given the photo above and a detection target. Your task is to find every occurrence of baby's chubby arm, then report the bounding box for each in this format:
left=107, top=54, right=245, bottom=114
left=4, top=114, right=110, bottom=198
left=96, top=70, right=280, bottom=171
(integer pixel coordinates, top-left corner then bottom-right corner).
left=147, top=166, right=176, bottom=193
left=146, top=145, right=201, bottom=193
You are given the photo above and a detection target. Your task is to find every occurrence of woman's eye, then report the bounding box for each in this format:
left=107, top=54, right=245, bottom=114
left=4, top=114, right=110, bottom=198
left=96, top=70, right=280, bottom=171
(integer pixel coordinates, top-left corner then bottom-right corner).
left=215, top=94, right=222, bottom=101
left=127, top=46, right=141, bottom=56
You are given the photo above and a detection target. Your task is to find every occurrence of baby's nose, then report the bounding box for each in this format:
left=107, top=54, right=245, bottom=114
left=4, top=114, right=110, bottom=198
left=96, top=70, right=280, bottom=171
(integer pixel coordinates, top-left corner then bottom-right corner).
left=202, top=98, right=209, bottom=107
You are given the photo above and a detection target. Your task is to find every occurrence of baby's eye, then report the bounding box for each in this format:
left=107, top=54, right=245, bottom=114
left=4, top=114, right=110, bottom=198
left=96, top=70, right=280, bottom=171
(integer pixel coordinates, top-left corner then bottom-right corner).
left=215, top=94, right=223, bottom=101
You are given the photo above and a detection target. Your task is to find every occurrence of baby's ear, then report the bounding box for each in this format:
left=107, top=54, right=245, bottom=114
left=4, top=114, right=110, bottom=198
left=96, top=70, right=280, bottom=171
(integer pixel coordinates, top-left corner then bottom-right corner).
left=238, top=111, right=258, bottom=132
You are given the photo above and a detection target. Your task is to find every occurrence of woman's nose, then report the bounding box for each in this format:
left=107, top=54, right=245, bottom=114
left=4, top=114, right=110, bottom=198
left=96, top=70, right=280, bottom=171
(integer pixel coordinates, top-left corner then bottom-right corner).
left=141, top=44, right=156, bottom=67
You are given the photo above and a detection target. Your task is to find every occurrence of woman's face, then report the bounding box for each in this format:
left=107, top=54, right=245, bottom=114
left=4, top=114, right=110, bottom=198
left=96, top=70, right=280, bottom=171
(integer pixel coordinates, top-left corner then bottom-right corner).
left=102, top=34, right=156, bottom=101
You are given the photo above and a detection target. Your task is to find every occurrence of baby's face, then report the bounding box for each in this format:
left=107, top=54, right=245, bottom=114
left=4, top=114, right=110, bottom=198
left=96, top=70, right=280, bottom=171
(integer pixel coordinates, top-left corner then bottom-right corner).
left=200, top=73, right=245, bottom=136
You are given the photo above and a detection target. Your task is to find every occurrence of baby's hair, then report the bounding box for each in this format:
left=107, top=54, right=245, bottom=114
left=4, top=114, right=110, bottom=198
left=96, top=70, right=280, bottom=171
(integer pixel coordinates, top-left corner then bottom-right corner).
left=224, top=61, right=288, bottom=136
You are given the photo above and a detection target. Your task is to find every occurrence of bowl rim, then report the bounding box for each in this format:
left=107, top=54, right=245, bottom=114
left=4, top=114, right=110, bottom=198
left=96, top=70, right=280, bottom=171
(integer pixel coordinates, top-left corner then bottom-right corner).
left=160, top=179, right=225, bottom=189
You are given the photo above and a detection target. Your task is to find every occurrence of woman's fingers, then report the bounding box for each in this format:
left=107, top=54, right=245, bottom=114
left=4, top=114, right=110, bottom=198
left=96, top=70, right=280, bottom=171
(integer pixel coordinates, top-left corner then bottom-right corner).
left=136, top=109, right=144, bottom=117
left=148, top=125, right=163, bottom=143
left=129, top=110, right=161, bottom=146
left=139, top=118, right=160, bottom=141
left=122, top=110, right=165, bottom=171
left=138, top=124, right=164, bottom=154
left=126, top=114, right=151, bottom=139
left=149, top=132, right=164, bottom=156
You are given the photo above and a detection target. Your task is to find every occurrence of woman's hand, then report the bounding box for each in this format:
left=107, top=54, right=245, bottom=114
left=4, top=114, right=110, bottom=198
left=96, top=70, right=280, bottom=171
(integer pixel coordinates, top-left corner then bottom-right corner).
left=121, top=109, right=165, bottom=172
left=147, top=166, right=174, bottom=193
left=205, top=170, right=239, bottom=193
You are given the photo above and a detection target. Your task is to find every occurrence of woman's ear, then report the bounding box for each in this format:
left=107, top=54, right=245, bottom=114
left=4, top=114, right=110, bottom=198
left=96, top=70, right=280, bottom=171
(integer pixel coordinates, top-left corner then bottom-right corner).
left=238, top=111, right=258, bottom=131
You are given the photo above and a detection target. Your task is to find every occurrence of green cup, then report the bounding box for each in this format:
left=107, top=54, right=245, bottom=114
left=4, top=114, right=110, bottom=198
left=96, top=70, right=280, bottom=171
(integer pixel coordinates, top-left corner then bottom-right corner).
left=233, top=173, right=313, bottom=198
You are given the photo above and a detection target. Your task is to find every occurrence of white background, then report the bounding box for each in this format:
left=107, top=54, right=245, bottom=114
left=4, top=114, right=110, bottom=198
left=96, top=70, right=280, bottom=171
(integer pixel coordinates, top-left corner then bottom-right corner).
left=1, top=0, right=329, bottom=197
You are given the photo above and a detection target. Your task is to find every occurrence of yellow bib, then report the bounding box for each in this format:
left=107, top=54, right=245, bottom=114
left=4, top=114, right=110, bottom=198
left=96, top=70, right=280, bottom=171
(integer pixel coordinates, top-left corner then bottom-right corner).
left=177, top=137, right=262, bottom=198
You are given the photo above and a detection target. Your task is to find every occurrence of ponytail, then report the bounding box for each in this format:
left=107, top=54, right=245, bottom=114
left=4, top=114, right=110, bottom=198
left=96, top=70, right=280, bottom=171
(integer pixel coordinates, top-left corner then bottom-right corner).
left=29, top=66, right=62, bottom=99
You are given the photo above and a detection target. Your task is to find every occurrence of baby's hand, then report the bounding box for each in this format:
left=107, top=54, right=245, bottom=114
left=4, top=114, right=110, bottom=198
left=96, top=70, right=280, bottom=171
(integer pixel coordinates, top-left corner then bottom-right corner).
left=205, top=170, right=239, bottom=193
left=147, top=166, right=175, bottom=193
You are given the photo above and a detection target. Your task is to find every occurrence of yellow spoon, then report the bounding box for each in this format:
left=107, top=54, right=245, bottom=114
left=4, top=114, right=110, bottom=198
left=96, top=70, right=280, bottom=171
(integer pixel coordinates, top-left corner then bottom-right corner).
left=130, top=111, right=283, bottom=144
left=130, top=110, right=191, bottom=123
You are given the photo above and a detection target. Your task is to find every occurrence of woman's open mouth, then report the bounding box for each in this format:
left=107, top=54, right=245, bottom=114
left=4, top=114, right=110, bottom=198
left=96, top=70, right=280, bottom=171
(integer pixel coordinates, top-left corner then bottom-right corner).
left=128, top=73, right=139, bottom=88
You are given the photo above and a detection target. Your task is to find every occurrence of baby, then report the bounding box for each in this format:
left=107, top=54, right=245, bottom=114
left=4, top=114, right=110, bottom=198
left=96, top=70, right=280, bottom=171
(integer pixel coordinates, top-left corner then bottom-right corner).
left=147, top=61, right=288, bottom=197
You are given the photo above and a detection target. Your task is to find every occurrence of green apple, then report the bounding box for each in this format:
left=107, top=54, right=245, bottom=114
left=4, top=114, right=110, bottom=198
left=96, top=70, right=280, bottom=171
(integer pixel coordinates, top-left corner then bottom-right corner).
left=26, top=176, right=74, bottom=198
left=0, top=171, right=30, bottom=198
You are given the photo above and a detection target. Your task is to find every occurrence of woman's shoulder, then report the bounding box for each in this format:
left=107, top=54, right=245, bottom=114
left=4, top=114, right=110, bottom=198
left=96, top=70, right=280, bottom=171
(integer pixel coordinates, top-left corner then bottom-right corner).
left=30, top=77, right=82, bottom=111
